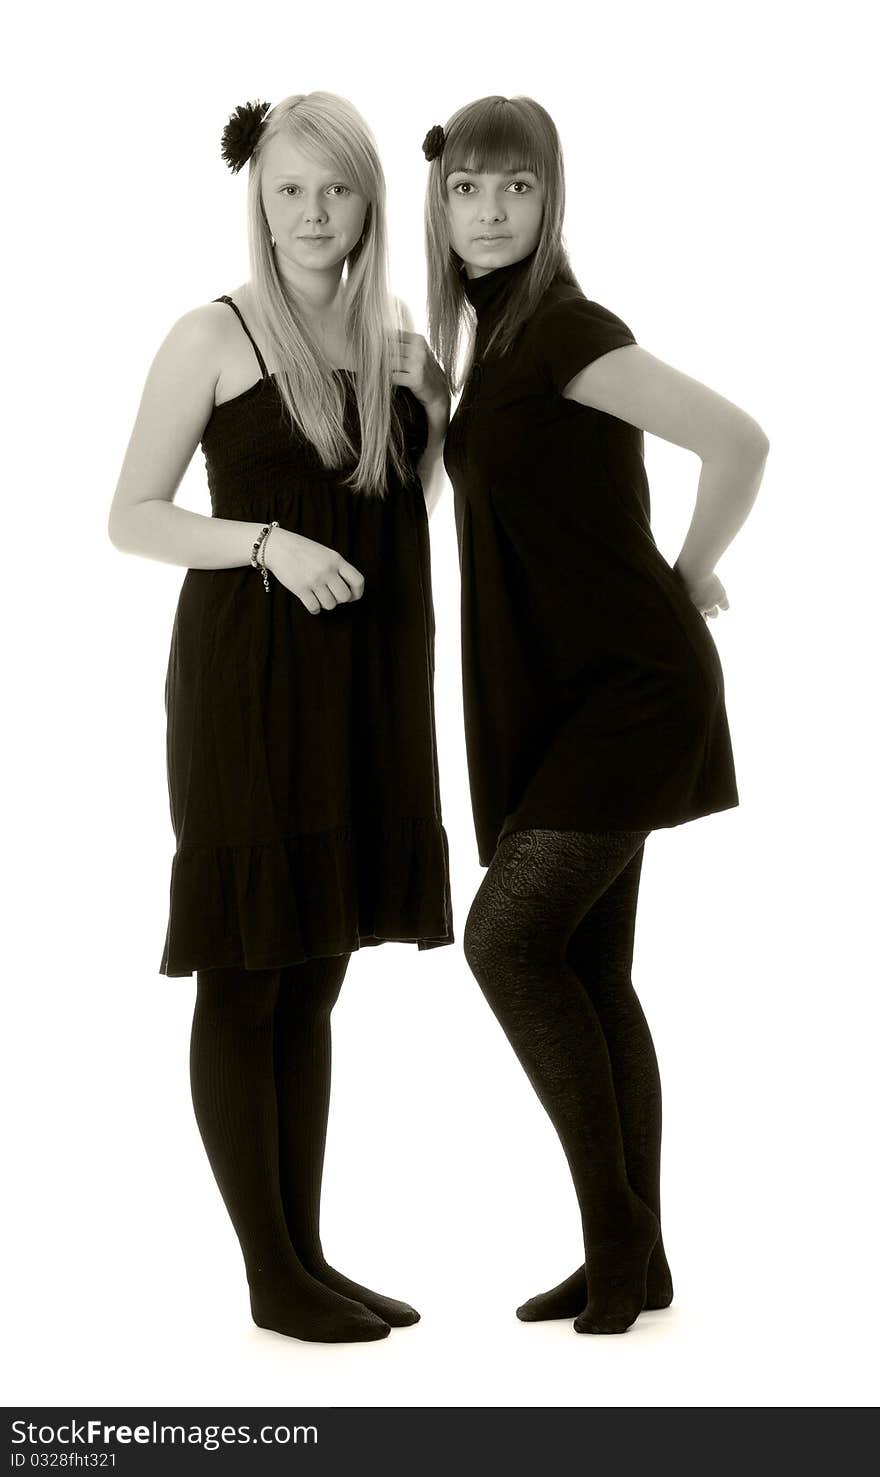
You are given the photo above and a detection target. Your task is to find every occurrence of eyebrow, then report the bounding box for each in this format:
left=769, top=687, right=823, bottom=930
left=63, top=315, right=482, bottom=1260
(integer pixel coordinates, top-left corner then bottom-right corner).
left=269, top=174, right=348, bottom=183
left=446, top=166, right=537, bottom=178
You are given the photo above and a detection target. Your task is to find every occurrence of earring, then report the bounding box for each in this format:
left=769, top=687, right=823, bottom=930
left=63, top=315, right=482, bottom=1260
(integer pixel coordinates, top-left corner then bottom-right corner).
left=270, top=234, right=276, bottom=247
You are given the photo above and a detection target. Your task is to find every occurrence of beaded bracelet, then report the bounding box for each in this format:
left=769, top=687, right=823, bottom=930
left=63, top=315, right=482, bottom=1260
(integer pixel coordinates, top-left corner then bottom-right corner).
left=258, top=522, right=278, bottom=591
left=250, top=521, right=279, bottom=592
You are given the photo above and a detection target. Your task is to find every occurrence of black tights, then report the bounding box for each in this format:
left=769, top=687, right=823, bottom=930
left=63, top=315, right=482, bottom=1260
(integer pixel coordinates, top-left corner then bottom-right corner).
left=463, top=827, right=672, bottom=1333
left=189, top=955, right=418, bottom=1342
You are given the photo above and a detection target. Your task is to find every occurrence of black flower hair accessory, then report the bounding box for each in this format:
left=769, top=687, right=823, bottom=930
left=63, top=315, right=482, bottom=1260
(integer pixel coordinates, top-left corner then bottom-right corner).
left=421, top=124, right=445, bottom=162
left=221, top=100, right=272, bottom=174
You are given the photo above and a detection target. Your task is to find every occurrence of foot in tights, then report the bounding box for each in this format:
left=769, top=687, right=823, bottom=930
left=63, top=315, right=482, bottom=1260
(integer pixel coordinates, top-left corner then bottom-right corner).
left=515, top=842, right=674, bottom=1322
left=190, top=964, right=389, bottom=1343
left=463, top=828, right=661, bottom=1334
left=272, top=955, right=420, bottom=1327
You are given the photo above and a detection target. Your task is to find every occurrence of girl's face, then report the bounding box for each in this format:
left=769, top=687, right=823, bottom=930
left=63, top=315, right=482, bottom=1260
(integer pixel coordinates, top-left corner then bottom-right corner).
left=444, top=166, right=544, bottom=278
left=260, top=132, right=368, bottom=277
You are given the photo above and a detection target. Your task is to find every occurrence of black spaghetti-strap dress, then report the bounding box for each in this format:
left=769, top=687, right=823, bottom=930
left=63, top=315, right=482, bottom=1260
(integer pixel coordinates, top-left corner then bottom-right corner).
left=159, top=296, right=453, bottom=975
left=444, top=257, right=739, bottom=866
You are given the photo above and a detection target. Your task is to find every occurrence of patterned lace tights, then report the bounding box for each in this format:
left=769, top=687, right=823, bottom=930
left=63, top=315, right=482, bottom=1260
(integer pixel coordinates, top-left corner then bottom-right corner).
left=463, top=827, right=673, bottom=1333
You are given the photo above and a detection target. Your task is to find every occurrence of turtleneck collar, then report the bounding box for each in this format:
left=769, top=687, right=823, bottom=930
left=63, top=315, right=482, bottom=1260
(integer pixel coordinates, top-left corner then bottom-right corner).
left=460, top=250, right=536, bottom=320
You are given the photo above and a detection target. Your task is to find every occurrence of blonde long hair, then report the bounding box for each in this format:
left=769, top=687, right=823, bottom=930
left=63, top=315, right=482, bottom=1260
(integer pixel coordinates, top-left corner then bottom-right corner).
left=246, top=91, right=407, bottom=496
left=424, top=95, right=580, bottom=392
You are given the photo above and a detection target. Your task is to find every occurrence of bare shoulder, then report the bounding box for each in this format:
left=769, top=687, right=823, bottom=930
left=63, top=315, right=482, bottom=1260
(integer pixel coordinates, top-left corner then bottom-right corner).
left=147, top=294, right=256, bottom=403
left=162, top=298, right=236, bottom=358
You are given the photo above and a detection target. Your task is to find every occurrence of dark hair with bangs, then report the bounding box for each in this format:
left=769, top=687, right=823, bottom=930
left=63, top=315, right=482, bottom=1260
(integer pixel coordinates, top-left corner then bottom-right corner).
left=424, top=95, right=580, bottom=390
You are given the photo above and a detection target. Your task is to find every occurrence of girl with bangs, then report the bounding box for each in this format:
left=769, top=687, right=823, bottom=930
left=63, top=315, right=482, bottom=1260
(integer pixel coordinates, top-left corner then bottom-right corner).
left=424, top=96, right=768, bottom=1334
left=109, top=91, right=453, bottom=1343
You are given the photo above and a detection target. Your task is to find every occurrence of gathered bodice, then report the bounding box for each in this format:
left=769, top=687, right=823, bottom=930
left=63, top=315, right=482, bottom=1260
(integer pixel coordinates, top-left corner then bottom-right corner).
left=200, top=370, right=429, bottom=521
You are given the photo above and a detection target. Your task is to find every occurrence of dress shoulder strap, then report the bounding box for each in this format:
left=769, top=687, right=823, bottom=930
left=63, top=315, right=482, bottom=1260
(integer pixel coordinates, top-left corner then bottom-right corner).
left=213, top=295, right=269, bottom=379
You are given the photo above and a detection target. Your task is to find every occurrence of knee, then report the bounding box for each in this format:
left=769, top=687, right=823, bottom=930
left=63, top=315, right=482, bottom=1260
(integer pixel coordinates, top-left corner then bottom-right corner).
left=579, top=969, right=636, bottom=1008
left=463, top=900, right=559, bottom=986
left=462, top=904, right=494, bottom=981
left=279, top=955, right=347, bottom=1021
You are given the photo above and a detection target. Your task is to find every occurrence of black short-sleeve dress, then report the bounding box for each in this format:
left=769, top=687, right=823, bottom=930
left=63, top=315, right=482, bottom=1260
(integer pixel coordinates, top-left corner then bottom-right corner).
left=443, top=257, right=739, bottom=866
left=159, top=296, right=453, bottom=975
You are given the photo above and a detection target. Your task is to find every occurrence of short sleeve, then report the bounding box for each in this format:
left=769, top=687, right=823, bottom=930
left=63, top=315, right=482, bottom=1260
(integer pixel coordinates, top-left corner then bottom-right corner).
left=528, top=293, right=637, bottom=394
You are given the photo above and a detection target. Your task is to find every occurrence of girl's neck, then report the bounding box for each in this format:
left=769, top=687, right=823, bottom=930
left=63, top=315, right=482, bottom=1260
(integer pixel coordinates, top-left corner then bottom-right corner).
left=276, top=259, right=346, bottom=316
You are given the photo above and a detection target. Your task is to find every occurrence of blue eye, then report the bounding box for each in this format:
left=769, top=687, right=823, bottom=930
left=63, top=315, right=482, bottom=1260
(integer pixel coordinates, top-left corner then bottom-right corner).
left=327, top=184, right=351, bottom=197
left=280, top=185, right=301, bottom=196
left=507, top=180, right=533, bottom=193
left=452, top=181, right=475, bottom=194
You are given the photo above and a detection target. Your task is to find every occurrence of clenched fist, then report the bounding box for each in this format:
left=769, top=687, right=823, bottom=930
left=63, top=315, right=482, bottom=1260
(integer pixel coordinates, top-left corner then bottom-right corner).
left=674, top=562, right=730, bottom=620
left=264, top=527, right=365, bottom=615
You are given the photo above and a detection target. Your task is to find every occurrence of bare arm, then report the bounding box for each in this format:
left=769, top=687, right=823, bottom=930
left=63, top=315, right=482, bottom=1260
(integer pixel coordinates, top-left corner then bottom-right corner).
left=107, top=306, right=365, bottom=614
left=562, top=345, right=770, bottom=586
left=107, top=305, right=271, bottom=567
left=418, top=411, right=451, bottom=519
left=393, top=300, right=450, bottom=518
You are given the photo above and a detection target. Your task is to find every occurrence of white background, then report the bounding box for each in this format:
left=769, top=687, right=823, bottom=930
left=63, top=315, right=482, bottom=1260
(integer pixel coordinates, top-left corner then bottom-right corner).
left=5, top=0, right=878, bottom=1409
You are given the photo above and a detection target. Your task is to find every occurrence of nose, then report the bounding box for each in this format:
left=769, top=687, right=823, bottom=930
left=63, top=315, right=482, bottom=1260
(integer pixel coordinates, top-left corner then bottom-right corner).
left=303, top=196, right=328, bottom=225
left=479, top=190, right=507, bottom=224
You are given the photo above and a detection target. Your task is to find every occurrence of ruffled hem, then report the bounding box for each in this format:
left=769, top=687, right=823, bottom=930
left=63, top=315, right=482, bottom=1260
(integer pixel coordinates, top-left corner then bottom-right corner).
left=158, top=819, right=454, bottom=977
